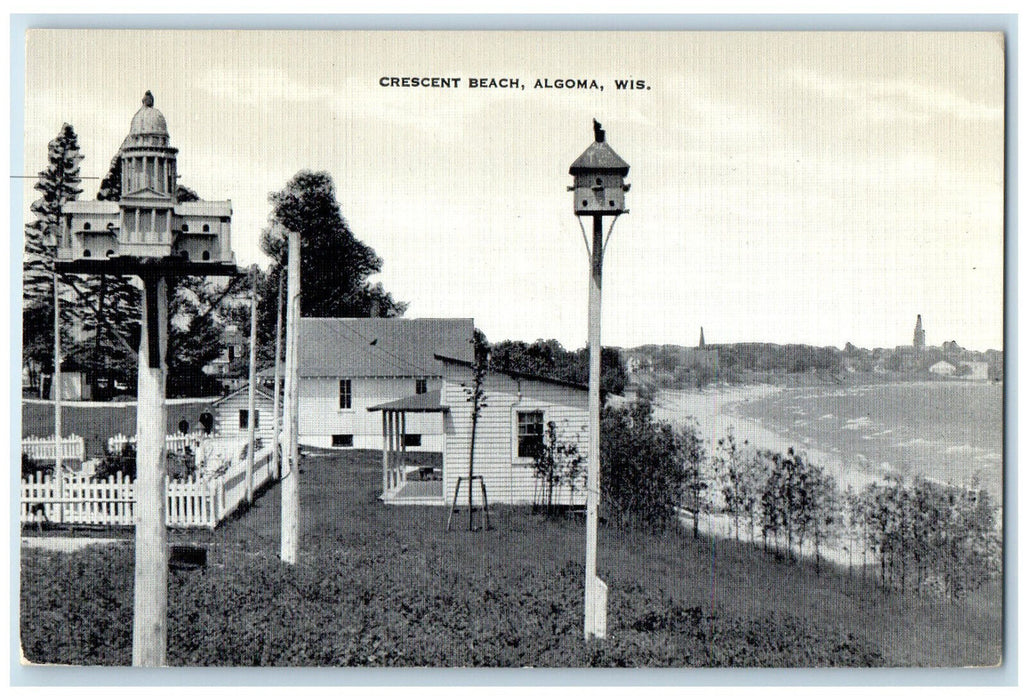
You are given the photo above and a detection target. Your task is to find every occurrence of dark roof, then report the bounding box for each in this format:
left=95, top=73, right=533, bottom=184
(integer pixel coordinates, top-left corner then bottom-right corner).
left=367, top=390, right=447, bottom=413
left=434, top=354, right=588, bottom=392
left=569, top=141, right=630, bottom=175
left=212, top=384, right=275, bottom=406
left=299, top=318, right=474, bottom=378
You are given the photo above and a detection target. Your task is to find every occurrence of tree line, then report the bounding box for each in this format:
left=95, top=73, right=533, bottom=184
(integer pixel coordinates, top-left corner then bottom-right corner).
left=703, top=427, right=1002, bottom=600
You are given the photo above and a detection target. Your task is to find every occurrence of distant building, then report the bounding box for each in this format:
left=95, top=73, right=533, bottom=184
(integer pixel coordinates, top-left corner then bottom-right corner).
left=913, top=314, right=926, bottom=351
left=204, top=323, right=246, bottom=392
left=929, top=360, right=956, bottom=376
left=680, top=327, right=718, bottom=371
left=210, top=384, right=276, bottom=442
left=959, top=361, right=989, bottom=381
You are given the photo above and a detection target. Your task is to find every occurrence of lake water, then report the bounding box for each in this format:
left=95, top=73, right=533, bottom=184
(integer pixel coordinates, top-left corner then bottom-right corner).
left=731, top=381, right=1004, bottom=499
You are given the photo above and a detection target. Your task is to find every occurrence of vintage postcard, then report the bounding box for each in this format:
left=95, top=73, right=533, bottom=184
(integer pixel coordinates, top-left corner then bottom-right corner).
left=16, top=29, right=1005, bottom=671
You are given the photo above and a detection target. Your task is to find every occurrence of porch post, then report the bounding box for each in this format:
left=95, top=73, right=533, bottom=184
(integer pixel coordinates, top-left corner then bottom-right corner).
left=388, top=410, right=396, bottom=489
left=381, top=410, right=388, bottom=494
left=400, top=412, right=407, bottom=485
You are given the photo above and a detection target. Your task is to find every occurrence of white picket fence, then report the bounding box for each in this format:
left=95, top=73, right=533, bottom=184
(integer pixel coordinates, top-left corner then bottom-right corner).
left=108, top=431, right=207, bottom=455
left=21, top=435, right=85, bottom=462
left=20, top=444, right=277, bottom=529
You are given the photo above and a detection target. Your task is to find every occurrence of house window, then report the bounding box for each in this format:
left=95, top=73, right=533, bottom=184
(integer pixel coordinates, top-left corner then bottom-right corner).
left=339, top=379, right=352, bottom=409
left=227, top=345, right=235, bottom=363
left=403, top=434, right=422, bottom=448
left=239, top=409, right=259, bottom=430
left=517, top=411, right=545, bottom=459
left=332, top=434, right=354, bottom=447
left=415, top=378, right=427, bottom=395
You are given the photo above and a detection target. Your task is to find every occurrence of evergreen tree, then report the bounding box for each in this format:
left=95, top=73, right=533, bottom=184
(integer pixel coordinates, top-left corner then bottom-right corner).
left=22, top=124, right=83, bottom=381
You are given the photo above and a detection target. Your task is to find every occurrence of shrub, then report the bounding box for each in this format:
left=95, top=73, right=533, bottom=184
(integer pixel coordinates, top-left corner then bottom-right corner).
left=530, top=421, right=585, bottom=515
left=601, top=399, right=697, bottom=532
left=94, top=443, right=136, bottom=481
left=21, top=452, right=50, bottom=479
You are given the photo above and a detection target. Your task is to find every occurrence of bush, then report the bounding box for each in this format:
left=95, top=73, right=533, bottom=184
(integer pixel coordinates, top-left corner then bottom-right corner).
left=601, top=399, right=698, bottom=532
left=21, top=452, right=50, bottom=479
left=530, top=421, right=585, bottom=515
left=94, top=443, right=136, bottom=481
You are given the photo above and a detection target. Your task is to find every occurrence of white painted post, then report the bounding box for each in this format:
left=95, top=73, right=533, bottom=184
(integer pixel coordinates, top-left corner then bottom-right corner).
left=381, top=411, right=388, bottom=494
left=245, top=266, right=257, bottom=503
left=270, top=272, right=284, bottom=479
left=584, top=214, right=607, bottom=640
left=53, top=270, right=63, bottom=523
left=280, top=228, right=300, bottom=564
left=133, top=275, right=169, bottom=666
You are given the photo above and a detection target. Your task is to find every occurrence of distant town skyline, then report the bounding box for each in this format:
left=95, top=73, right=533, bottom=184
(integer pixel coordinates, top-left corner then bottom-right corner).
left=19, top=31, right=1005, bottom=352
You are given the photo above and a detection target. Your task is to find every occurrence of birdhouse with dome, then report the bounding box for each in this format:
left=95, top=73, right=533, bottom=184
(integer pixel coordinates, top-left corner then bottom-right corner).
left=569, top=120, right=630, bottom=216
left=56, top=91, right=235, bottom=275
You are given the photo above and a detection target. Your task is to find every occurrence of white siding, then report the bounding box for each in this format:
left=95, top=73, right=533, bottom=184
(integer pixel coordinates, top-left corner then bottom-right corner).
left=441, top=366, right=589, bottom=506
left=212, top=392, right=276, bottom=442
left=298, top=376, right=444, bottom=450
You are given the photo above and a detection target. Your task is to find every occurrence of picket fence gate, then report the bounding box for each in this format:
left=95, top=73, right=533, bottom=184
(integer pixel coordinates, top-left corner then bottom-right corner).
left=21, top=435, right=85, bottom=462
left=20, top=444, right=277, bottom=529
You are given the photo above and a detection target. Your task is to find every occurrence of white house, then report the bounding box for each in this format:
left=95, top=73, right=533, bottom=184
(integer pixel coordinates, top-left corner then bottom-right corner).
left=929, top=360, right=956, bottom=376
left=210, top=384, right=276, bottom=443
left=370, top=354, right=590, bottom=507
left=292, top=317, right=475, bottom=450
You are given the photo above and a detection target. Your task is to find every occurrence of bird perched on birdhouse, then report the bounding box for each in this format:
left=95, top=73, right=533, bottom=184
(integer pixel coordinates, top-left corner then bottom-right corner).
left=568, top=119, right=630, bottom=216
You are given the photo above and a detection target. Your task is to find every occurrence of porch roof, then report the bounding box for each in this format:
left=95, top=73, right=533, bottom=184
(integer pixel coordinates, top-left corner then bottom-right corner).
left=367, top=389, right=447, bottom=413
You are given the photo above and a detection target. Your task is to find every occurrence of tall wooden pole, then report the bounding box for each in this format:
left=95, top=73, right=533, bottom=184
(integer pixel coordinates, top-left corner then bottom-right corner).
left=270, top=272, right=284, bottom=479
left=52, top=269, right=63, bottom=523
left=583, top=214, right=608, bottom=639
left=245, top=266, right=258, bottom=503
left=133, top=274, right=169, bottom=667
left=280, top=230, right=300, bottom=564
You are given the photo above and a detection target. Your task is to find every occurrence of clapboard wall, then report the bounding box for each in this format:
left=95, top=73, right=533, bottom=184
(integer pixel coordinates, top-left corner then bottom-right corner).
left=441, top=364, right=589, bottom=506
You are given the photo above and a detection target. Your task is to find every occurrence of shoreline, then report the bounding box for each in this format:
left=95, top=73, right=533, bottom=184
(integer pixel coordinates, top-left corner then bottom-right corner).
left=653, top=385, right=886, bottom=493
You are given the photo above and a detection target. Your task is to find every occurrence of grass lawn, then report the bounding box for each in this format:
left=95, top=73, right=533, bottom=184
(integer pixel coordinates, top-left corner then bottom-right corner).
left=20, top=450, right=1002, bottom=667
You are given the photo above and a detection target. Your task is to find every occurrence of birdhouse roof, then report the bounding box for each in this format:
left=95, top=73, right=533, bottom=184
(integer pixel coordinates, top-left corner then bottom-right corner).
left=569, top=141, right=629, bottom=175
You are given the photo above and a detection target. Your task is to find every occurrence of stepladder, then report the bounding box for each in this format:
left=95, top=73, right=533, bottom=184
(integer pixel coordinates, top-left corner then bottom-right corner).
left=446, top=476, right=491, bottom=531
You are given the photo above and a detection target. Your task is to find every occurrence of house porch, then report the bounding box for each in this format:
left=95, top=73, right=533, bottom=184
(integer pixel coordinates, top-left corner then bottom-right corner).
left=368, top=391, right=447, bottom=505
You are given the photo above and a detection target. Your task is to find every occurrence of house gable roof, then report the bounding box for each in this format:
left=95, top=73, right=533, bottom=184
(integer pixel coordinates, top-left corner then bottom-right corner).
left=212, top=384, right=275, bottom=406
left=299, top=318, right=474, bottom=378
left=434, top=353, right=588, bottom=392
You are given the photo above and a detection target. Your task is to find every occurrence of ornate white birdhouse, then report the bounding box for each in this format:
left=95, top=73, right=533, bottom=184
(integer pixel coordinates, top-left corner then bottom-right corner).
left=57, top=91, right=235, bottom=275
left=569, top=120, right=630, bottom=216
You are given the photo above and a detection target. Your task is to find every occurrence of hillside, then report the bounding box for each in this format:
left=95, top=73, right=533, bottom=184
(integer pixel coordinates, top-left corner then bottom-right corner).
left=20, top=450, right=1000, bottom=667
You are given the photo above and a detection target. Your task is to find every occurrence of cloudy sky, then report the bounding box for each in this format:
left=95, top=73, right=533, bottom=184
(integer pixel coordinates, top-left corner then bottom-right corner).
left=20, top=30, right=1005, bottom=351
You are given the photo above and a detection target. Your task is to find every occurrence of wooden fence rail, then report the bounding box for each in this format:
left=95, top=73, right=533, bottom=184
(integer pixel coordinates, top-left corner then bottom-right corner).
left=21, top=435, right=85, bottom=462
left=107, top=431, right=207, bottom=455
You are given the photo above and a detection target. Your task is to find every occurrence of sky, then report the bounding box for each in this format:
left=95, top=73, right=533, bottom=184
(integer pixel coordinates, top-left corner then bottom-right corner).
left=19, top=30, right=1006, bottom=352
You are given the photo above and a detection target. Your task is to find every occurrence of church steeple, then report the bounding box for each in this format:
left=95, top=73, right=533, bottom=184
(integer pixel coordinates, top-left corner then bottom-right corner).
left=699, top=326, right=706, bottom=348
left=913, top=314, right=925, bottom=351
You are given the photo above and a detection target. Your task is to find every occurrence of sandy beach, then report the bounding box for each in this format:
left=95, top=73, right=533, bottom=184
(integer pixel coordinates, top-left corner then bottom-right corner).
left=653, top=385, right=887, bottom=493
left=651, top=385, right=887, bottom=567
